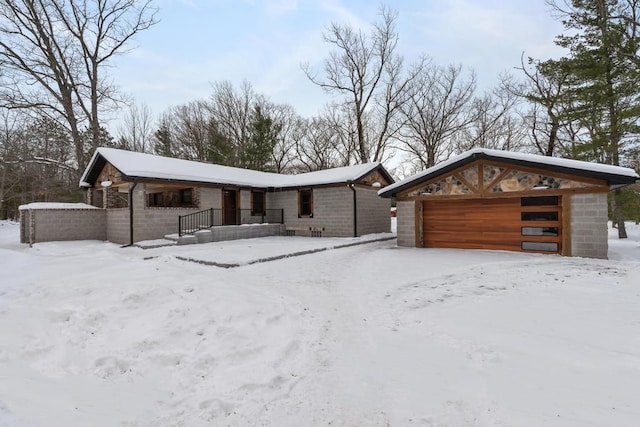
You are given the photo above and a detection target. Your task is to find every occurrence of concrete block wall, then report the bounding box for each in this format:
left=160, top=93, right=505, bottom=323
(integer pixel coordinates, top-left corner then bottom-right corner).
left=240, top=189, right=263, bottom=224
left=209, top=224, right=285, bottom=242
left=106, top=209, right=129, bottom=245
left=269, top=186, right=354, bottom=237
left=396, top=201, right=416, bottom=247
left=356, top=187, right=391, bottom=235
left=19, top=210, right=31, bottom=243
left=128, top=184, right=201, bottom=242
left=20, top=208, right=107, bottom=243
left=200, top=187, right=221, bottom=209
left=570, top=193, right=609, bottom=259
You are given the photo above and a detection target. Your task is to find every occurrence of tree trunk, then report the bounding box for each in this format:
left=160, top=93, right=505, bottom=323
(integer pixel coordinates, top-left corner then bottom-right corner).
left=612, top=188, right=628, bottom=238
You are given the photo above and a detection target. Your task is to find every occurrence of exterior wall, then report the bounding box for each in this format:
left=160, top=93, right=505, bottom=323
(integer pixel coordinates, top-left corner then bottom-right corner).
left=570, top=193, right=609, bottom=259
left=268, top=186, right=354, bottom=237
left=240, top=189, right=251, bottom=210
left=356, top=186, right=391, bottom=235
left=106, top=209, right=129, bottom=245
left=240, top=189, right=263, bottom=224
left=19, top=209, right=31, bottom=243
left=130, top=184, right=202, bottom=242
left=102, top=186, right=225, bottom=245
left=396, top=200, right=416, bottom=247
left=200, top=187, right=221, bottom=209
left=20, top=208, right=106, bottom=243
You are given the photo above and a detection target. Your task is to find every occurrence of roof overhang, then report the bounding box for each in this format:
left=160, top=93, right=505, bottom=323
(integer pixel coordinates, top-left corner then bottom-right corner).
left=379, top=150, right=640, bottom=198
left=79, top=148, right=396, bottom=190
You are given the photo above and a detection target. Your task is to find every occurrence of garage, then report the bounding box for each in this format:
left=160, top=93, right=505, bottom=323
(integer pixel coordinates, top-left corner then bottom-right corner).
left=378, top=148, right=639, bottom=259
left=422, top=196, right=562, bottom=253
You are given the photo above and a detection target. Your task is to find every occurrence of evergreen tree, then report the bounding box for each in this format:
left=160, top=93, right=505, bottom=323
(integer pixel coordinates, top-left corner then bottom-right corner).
left=547, top=0, right=640, bottom=238
left=241, top=106, right=281, bottom=172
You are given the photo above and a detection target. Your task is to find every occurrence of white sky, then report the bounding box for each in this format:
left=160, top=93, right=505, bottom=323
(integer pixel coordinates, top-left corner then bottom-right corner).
left=109, top=0, right=566, bottom=124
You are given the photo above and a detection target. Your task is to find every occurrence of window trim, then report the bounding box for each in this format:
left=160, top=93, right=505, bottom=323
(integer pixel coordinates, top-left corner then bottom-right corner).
left=251, top=190, right=266, bottom=216
left=180, top=188, right=193, bottom=205
left=147, top=187, right=197, bottom=208
left=298, top=188, right=313, bottom=218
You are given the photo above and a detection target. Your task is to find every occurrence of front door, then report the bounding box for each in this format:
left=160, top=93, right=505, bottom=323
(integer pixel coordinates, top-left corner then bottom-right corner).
left=223, top=189, right=237, bottom=225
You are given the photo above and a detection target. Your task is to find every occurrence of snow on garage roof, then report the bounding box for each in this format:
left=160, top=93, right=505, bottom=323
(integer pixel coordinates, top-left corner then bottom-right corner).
left=379, top=148, right=640, bottom=198
left=80, top=148, right=392, bottom=189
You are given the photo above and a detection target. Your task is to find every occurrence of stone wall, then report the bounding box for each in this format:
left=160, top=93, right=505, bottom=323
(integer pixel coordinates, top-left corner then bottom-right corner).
left=396, top=200, right=416, bottom=247
left=20, top=207, right=106, bottom=244
left=570, top=192, right=609, bottom=259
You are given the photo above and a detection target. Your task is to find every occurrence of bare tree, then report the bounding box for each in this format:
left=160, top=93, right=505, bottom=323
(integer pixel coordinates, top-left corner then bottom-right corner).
left=510, top=56, right=572, bottom=156
left=0, top=0, right=158, bottom=176
left=0, top=109, right=22, bottom=218
left=455, top=83, right=524, bottom=153
left=396, top=60, right=476, bottom=169
left=292, top=116, right=342, bottom=172
left=210, top=80, right=266, bottom=166
left=170, top=100, right=231, bottom=163
left=269, top=103, right=298, bottom=173
left=117, top=102, right=154, bottom=153
left=302, top=6, right=406, bottom=163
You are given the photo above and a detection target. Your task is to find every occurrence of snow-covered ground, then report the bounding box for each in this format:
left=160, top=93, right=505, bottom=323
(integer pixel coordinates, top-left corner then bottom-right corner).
left=0, top=220, right=639, bottom=426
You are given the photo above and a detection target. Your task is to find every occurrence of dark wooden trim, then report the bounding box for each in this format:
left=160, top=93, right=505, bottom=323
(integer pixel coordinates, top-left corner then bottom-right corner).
left=482, top=163, right=513, bottom=192
left=562, top=194, right=572, bottom=256
left=383, top=152, right=635, bottom=198
left=415, top=201, right=423, bottom=248
left=396, top=184, right=610, bottom=202
left=298, top=188, right=314, bottom=218
left=453, top=172, right=480, bottom=194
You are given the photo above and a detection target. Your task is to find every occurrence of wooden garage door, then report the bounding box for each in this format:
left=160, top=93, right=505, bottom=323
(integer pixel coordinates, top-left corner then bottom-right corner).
left=422, top=196, right=562, bottom=253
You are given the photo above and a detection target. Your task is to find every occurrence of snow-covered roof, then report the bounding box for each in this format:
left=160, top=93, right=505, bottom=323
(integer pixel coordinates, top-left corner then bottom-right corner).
left=80, top=148, right=391, bottom=189
left=379, top=148, right=640, bottom=197
left=19, top=202, right=99, bottom=211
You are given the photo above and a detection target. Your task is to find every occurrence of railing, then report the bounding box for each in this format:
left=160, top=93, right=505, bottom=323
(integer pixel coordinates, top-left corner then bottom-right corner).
left=178, top=208, right=284, bottom=237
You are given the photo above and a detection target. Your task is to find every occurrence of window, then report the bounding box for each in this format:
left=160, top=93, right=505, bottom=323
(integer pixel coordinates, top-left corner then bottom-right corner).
left=521, top=211, right=558, bottom=221
left=180, top=188, right=192, bottom=205
left=521, top=196, right=559, bottom=206
left=252, top=191, right=265, bottom=215
left=298, top=189, right=313, bottom=217
left=149, top=192, right=164, bottom=207
left=522, top=242, right=559, bottom=252
left=147, top=188, right=196, bottom=208
left=522, top=227, right=559, bottom=236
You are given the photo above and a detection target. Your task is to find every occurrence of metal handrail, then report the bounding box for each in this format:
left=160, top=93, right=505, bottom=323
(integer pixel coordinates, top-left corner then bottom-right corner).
left=178, top=208, right=283, bottom=236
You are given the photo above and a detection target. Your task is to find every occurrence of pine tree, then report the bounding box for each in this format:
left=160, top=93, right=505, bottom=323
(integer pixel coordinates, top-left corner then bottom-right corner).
left=548, top=0, right=640, bottom=238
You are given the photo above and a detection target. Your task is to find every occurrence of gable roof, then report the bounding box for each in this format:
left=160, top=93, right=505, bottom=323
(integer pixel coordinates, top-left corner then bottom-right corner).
left=80, top=147, right=394, bottom=189
left=378, top=148, right=640, bottom=198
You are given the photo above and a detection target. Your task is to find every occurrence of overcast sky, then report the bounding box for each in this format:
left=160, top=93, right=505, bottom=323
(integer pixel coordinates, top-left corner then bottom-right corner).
left=110, top=0, right=566, bottom=123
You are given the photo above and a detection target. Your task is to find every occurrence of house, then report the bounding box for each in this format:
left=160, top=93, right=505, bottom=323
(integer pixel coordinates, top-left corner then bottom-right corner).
left=378, top=148, right=639, bottom=259
left=20, top=148, right=394, bottom=245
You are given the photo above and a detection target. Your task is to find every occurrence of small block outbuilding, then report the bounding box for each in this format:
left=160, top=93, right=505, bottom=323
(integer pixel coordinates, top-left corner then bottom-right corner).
left=378, top=149, right=639, bottom=259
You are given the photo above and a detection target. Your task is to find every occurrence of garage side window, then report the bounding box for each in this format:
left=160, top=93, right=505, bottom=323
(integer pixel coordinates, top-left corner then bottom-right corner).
left=298, top=189, right=313, bottom=218
left=520, top=196, right=560, bottom=253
